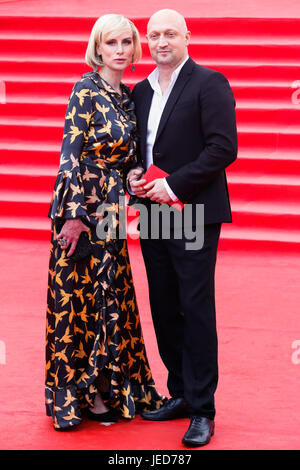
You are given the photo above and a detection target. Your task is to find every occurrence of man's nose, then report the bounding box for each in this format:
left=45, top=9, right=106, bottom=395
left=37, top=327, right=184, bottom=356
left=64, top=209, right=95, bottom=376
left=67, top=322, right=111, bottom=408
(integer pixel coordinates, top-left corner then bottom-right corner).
left=158, top=34, right=168, bottom=47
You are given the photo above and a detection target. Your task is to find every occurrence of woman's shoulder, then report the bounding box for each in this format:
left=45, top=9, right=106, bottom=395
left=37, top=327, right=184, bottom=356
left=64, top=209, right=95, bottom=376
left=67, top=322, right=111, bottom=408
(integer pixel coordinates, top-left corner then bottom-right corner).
left=72, top=72, right=99, bottom=90
left=68, top=73, right=103, bottom=105
left=69, top=73, right=102, bottom=94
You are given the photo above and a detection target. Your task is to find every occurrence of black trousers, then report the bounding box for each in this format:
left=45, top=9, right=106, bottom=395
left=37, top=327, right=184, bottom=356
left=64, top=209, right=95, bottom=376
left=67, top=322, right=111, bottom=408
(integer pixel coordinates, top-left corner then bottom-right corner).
left=140, top=223, right=221, bottom=420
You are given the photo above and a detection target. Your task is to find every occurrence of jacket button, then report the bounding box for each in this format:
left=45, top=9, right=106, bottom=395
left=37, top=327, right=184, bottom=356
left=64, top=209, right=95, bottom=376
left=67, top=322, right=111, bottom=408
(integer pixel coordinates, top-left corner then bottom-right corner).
left=154, top=152, right=161, bottom=158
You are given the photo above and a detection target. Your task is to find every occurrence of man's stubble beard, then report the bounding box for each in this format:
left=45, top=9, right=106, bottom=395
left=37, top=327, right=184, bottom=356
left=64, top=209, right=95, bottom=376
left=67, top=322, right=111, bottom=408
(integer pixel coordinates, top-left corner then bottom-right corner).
left=153, top=51, right=176, bottom=67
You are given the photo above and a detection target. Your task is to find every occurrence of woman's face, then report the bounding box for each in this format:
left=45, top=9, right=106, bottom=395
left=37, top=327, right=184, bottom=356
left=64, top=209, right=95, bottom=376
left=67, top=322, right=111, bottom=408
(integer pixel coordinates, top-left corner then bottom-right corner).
left=97, top=28, right=134, bottom=72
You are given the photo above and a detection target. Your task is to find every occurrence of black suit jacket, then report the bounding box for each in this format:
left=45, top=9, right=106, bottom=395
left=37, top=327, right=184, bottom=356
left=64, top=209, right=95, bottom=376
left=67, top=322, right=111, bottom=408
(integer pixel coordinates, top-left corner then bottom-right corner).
left=131, top=58, right=238, bottom=225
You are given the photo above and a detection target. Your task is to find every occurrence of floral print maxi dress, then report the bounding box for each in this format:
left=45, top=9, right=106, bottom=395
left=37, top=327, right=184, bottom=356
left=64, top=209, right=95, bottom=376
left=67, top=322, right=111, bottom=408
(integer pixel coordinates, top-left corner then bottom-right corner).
left=45, top=72, right=164, bottom=430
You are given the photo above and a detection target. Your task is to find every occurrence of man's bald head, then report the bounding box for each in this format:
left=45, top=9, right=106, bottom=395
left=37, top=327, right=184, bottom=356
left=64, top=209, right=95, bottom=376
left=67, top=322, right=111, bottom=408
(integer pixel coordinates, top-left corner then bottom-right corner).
left=146, top=9, right=190, bottom=69
left=147, top=9, right=188, bottom=34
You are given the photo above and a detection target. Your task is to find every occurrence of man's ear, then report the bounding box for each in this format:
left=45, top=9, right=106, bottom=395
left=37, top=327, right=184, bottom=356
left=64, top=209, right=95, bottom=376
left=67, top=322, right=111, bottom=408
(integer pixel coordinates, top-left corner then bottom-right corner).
left=185, top=31, right=191, bottom=46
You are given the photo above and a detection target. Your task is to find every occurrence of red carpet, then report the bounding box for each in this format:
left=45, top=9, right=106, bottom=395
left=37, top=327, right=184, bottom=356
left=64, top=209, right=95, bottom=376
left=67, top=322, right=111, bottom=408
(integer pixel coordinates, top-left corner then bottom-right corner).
left=0, top=238, right=299, bottom=450
left=1, top=0, right=300, bottom=451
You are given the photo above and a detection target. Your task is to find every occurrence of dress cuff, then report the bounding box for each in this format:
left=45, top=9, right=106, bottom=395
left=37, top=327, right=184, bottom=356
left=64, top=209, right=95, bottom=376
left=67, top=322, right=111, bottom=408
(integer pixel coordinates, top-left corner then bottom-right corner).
left=126, top=179, right=136, bottom=196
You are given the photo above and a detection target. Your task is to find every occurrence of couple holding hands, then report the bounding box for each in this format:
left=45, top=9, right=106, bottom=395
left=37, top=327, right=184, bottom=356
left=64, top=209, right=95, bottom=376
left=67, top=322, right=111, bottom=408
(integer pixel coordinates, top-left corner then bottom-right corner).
left=45, top=9, right=237, bottom=447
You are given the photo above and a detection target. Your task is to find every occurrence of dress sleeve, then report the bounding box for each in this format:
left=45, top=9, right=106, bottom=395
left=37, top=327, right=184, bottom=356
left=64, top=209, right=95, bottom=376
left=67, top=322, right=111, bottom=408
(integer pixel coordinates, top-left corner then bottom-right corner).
left=48, top=80, right=94, bottom=222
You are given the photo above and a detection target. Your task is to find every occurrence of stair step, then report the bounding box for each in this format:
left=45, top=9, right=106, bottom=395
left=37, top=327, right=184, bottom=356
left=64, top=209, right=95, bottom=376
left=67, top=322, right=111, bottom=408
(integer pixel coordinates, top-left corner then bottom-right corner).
left=0, top=147, right=60, bottom=166
left=0, top=59, right=90, bottom=81
left=221, top=224, right=300, bottom=243
left=4, top=80, right=74, bottom=103
left=228, top=180, right=300, bottom=205
left=236, top=108, right=300, bottom=127
left=0, top=216, right=50, bottom=230
left=233, top=200, right=300, bottom=215
left=0, top=173, right=56, bottom=193
left=1, top=215, right=300, bottom=253
left=0, top=16, right=300, bottom=34
left=233, top=84, right=300, bottom=105
left=0, top=38, right=87, bottom=60
left=1, top=60, right=300, bottom=84
left=1, top=171, right=299, bottom=204
left=2, top=150, right=300, bottom=179
left=0, top=122, right=298, bottom=152
left=3, top=38, right=300, bottom=63
left=1, top=16, right=300, bottom=40
left=237, top=130, right=300, bottom=152
left=3, top=80, right=299, bottom=107
left=2, top=102, right=299, bottom=129
left=1, top=144, right=300, bottom=168
left=2, top=31, right=300, bottom=46
left=1, top=197, right=299, bottom=223
left=0, top=200, right=50, bottom=218
left=190, top=44, right=300, bottom=63
left=1, top=173, right=300, bottom=215
left=0, top=104, right=66, bottom=121
left=1, top=150, right=300, bottom=180
left=0, top=16, right=95, bottom=37
left=232, top=210, right=300, bottom=231
left=2, top=197, right=300, bottom=232
left=9, top=33, right=299, bottom=45
left=227, top=156, right=300, bottom=178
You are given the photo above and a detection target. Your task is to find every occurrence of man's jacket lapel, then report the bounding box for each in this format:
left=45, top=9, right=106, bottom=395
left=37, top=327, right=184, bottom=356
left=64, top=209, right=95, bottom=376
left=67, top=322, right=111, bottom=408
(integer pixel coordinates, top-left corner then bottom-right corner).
left=155, top=58, right=195, bottom=143
left=137, top=84, right=153, bottom=165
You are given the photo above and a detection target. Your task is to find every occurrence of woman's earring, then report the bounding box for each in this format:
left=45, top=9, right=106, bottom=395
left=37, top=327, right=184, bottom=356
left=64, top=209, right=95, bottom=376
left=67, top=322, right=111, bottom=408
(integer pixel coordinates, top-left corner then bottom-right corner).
left=131, top=56, right=135, bottom=72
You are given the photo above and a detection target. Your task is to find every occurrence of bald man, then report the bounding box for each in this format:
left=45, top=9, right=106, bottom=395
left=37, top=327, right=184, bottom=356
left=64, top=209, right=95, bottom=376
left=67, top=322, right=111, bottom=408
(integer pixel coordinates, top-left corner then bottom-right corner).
left=128, top=9, right=237, bottom=447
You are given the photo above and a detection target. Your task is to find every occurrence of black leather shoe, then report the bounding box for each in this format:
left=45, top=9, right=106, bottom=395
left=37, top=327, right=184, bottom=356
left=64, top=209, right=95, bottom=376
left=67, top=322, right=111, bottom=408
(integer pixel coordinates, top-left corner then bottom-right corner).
left=182, top=416, right=214, bottom=447
left=140, top=397, right=189, bottom=421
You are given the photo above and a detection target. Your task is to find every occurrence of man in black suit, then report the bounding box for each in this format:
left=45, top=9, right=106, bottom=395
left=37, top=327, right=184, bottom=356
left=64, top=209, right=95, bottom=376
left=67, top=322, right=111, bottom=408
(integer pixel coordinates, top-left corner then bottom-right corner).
left=127, top=9, right=237, bottom=447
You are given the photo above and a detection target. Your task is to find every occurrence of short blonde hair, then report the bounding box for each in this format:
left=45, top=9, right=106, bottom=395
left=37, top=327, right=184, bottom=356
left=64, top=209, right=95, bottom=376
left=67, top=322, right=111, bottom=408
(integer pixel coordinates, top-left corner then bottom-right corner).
left=85, top=14, right=142, bottom=71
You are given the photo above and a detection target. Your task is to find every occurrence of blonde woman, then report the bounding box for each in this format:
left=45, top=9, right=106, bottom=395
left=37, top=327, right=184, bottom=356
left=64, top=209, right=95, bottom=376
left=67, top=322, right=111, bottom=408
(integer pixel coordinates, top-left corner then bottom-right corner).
left=45, top=14, right=165, bottom=430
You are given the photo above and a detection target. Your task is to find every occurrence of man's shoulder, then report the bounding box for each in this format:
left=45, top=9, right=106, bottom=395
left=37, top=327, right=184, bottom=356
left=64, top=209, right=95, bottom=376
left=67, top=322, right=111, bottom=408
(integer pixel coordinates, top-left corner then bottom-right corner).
left=132, top=78, right=151, bottom=95
left=133, top=77, right=149, bottom=87
left=190, top=61, right=222, bottom=78
left=188, top=61, right=229, bottom=88
left=131, top=78, right=152, bottom=105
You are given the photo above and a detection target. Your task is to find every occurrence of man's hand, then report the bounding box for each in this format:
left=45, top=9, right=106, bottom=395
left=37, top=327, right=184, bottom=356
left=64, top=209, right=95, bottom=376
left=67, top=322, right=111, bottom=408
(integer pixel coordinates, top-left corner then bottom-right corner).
left=127, top=167, right=148, bottom=198
left=144, top=179, right=173, bottom=204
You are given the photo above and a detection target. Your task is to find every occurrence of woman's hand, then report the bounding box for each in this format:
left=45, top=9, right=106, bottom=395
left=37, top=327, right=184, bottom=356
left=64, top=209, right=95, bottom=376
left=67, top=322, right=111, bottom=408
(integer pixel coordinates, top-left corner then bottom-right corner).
left=57, top=219, right=90, bottom=257
left=127, top=167, right=148, bottom=198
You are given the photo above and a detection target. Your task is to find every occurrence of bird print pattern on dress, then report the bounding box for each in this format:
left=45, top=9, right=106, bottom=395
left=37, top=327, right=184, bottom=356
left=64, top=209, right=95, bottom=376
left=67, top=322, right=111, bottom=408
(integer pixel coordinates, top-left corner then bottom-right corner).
left=45, top=72, right=165, bottom=430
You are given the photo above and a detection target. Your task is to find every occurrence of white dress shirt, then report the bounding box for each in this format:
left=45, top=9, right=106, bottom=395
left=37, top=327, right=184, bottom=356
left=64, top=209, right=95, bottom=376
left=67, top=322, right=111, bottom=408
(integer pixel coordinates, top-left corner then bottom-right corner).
left=146, top=56, right=189, bottom=202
